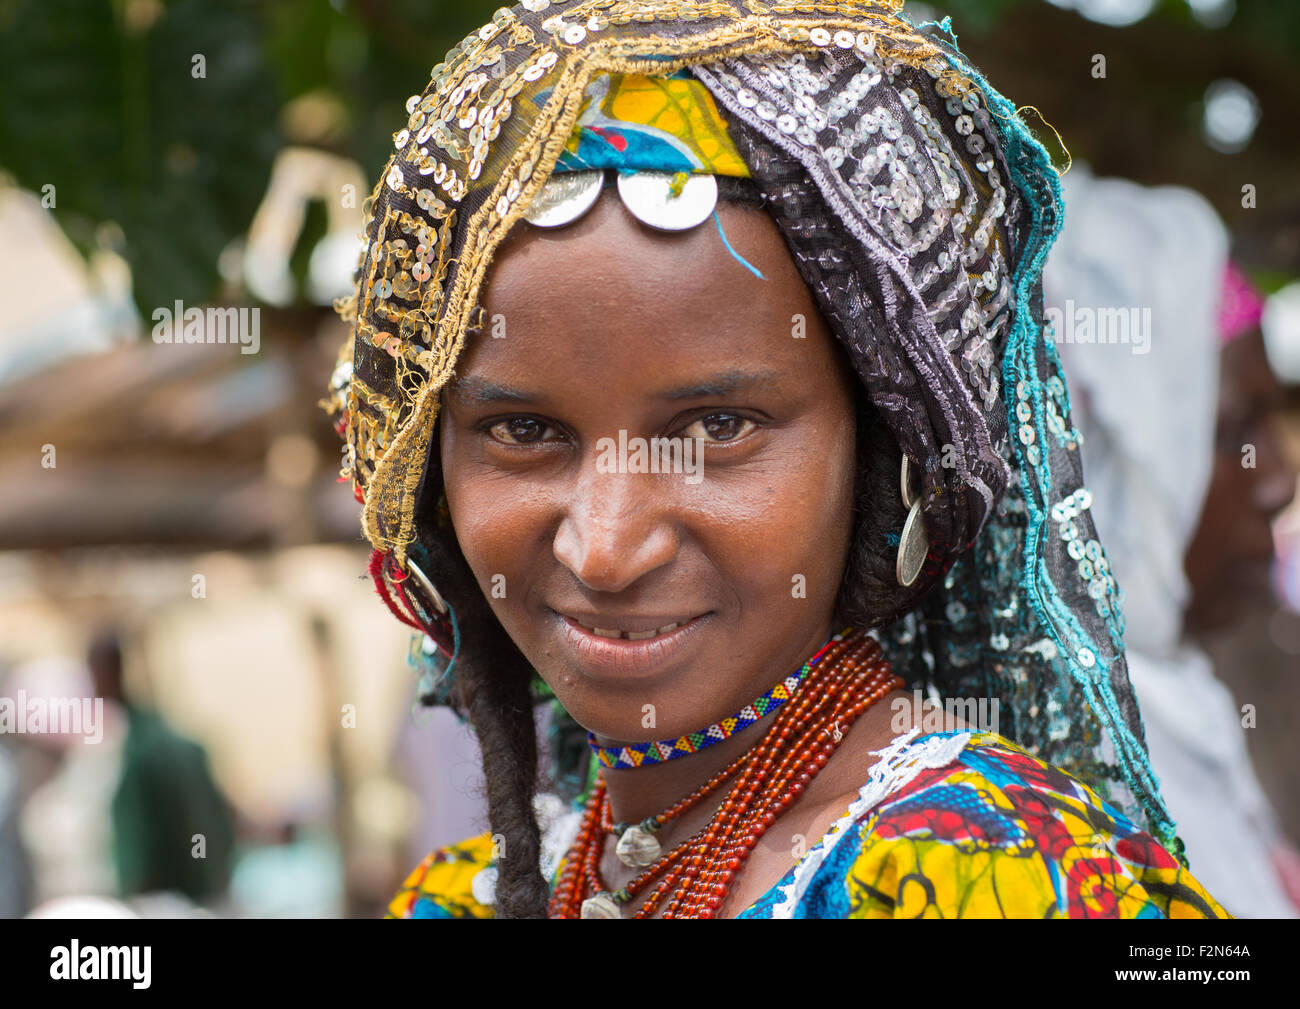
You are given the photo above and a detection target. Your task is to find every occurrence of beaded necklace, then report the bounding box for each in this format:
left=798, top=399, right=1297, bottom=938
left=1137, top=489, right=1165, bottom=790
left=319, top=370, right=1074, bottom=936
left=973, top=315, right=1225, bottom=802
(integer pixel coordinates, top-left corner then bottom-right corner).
left=587, top=631, right=844, bottom=770
left=550, top=627, right=903, bottom=919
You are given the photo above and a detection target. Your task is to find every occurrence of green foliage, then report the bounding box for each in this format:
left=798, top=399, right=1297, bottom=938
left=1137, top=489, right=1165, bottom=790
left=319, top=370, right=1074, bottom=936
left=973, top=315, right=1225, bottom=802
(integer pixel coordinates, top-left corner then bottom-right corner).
left=0, top=0, right=281, bottom=316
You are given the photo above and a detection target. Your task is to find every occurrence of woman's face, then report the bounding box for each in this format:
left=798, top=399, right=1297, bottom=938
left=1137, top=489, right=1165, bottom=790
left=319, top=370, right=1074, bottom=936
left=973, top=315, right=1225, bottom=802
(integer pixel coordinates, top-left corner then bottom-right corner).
left=438, top=188, right=860, bottom=743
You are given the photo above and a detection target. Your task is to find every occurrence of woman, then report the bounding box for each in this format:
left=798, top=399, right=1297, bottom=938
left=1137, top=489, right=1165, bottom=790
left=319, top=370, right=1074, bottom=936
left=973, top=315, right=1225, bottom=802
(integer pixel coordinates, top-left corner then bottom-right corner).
left=324, top=0, right=1226, bottom=918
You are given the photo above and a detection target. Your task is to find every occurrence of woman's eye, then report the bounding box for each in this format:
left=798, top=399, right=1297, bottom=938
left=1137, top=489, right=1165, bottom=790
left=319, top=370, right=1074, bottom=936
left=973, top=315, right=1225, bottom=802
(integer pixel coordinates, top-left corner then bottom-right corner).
left=682, top=414, right=756, bottom=443
left=487, top=418, right=558, bottom=445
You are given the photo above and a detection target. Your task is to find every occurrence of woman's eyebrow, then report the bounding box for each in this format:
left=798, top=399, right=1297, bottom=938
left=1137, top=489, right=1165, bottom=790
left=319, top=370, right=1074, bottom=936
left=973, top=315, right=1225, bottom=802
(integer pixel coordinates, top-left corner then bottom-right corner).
left=445, top=368, right=785, bottom=405
left=658, top=368, right=784, bottom=400
left=443, top=376, right=536, bottom=405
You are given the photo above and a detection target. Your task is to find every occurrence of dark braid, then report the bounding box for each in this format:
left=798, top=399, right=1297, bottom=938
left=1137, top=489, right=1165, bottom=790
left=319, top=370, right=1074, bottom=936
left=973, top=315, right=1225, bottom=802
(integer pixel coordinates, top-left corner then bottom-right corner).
left=410, top=182, right=922, bottom=919
left=416, top=489, right=552, bottom=918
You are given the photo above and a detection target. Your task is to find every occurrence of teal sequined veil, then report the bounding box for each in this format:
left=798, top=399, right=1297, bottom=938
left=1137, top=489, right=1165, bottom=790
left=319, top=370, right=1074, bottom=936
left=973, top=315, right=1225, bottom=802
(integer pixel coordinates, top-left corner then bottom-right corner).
left=358, top=2, right=1182, bottom=861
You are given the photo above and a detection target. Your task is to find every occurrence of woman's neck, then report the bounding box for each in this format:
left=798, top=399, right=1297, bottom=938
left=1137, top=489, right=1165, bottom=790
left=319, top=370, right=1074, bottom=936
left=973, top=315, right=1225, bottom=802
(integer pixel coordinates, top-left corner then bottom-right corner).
left=594, top=616, right=838, bottom=825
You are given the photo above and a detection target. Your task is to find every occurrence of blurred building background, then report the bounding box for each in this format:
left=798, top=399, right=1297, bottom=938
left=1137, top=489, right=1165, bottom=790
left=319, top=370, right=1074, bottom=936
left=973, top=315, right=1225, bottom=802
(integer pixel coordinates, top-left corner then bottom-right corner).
left=0, top=0, right=1297, bottom=917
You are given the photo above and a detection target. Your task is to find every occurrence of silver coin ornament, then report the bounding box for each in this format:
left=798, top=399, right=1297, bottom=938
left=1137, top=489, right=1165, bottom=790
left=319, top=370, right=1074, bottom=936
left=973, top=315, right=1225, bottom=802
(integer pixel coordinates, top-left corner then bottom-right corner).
left=617, top=170, right=718, bottom=231
left=897, top=502, right=927, bottom=587
left=896, top=454, right=928, bottom=587
left=470, top=866, right=498, bottom=907
left=900, top=453, right=920, bottom=510
left=406, top=558, right=450, bottom=615
left=580, top=891, right=623, bottom=919
left=614, top=824, right=662, bottom=869
left=522, top=169, right=605, bottom=227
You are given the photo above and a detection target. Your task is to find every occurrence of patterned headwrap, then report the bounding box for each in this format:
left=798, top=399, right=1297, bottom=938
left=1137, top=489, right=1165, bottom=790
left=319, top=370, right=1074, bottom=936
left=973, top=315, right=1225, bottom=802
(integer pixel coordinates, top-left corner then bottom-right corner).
left=325, top=1, right=1181, bottom=857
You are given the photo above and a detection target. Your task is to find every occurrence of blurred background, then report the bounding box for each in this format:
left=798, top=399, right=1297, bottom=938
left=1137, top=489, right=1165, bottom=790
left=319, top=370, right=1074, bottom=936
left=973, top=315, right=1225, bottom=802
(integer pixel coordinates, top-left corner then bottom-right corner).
left=0, top=0, right=1296, bottom=917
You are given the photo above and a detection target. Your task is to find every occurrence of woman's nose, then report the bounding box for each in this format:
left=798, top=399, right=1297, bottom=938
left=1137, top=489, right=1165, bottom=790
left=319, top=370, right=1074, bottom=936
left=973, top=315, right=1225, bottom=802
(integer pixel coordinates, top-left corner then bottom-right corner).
left=552, top=467, right=681, bottom=594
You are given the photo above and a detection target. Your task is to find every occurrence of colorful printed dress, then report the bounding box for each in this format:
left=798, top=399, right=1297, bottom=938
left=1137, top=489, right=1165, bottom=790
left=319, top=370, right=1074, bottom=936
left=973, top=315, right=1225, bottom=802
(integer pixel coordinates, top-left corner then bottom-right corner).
left=386, top=729, right=1229, bottom=919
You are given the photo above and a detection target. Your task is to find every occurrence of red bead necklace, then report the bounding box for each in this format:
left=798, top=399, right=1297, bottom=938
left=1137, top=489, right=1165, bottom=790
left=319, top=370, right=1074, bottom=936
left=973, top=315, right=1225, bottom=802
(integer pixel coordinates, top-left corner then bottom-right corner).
left=548, top=628, right=902, bottom=919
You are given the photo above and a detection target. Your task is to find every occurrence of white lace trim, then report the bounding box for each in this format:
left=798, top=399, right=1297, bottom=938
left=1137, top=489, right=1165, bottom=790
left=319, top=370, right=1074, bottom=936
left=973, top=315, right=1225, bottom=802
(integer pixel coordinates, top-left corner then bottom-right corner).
left=537, top=793, right=583, bottom=889
left=769, top=728, right=973, bottom=919
left=476, top=793, right=583, bottom=907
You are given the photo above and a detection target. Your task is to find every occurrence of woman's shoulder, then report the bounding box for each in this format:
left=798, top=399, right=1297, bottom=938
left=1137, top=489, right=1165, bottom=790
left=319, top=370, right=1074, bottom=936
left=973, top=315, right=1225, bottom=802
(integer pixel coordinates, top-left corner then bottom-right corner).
left=386, top=795, right=580, bottom=919
left=772, top=729, right=1230, bottom=919
left=386, top=832, right=499, bottom=919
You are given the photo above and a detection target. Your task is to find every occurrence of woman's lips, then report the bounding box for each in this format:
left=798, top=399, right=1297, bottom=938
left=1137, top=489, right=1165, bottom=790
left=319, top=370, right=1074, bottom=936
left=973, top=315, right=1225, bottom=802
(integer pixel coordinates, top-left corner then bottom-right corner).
left=555, top=612, right=710, bottom=679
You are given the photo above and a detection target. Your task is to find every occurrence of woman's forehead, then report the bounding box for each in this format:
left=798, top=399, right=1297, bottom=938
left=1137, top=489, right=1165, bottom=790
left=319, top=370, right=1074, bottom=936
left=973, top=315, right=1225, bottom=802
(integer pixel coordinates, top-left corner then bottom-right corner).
left=445, top=193, right=847, bottom=398
left=486, top=189, right=800, bottom=306
left=480, top=189, right=816, bottom=328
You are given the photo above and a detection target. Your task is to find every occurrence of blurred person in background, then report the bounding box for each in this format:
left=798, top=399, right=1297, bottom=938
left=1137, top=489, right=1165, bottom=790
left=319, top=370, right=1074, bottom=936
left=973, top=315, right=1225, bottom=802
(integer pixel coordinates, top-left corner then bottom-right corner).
left=1044, top=164, right=1300, bottom=917
left=88, top=629, right=237, bottom=908
left=1185, top=265, right=1298, bottom=634
left=10, top=654, right=122, bottom=906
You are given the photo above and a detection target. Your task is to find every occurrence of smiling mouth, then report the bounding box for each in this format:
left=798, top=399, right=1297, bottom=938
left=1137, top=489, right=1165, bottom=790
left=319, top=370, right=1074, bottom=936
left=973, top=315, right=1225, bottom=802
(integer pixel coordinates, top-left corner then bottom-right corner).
left=563, top=616, right=690, bottom=641
left=551, top=611, right=712, bottom=679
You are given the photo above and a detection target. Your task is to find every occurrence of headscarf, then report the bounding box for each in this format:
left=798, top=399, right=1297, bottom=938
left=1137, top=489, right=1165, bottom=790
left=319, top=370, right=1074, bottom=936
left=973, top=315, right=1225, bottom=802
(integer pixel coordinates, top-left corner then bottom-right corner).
left=325, top=1, right=1181, bottom=856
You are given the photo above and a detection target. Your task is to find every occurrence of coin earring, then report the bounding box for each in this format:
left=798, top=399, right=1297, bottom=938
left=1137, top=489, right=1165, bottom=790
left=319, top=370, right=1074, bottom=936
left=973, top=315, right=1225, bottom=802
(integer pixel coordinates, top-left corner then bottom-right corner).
left=895, top=454, right=928, bottom=587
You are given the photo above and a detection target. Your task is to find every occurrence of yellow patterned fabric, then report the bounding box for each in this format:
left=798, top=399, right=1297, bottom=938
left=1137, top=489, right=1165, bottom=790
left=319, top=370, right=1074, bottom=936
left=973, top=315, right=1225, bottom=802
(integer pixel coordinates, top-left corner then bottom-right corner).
left=386, top=732, right=1229, bottom=919
left=386, top=832, right=496, bottom=919
left=553, top=70, right=752, bottom=177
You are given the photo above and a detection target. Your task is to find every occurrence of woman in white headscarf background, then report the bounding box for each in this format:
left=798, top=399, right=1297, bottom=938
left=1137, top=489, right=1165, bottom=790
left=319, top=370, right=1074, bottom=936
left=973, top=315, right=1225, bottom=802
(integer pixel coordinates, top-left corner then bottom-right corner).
left=1044, top=162, right=1299, bottom=918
